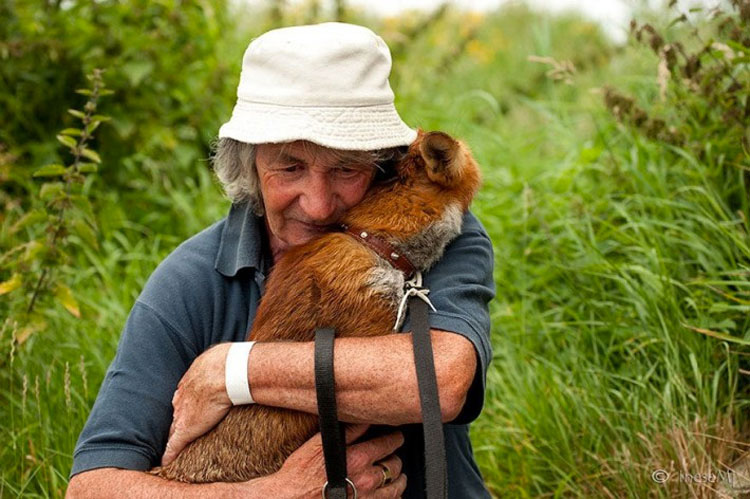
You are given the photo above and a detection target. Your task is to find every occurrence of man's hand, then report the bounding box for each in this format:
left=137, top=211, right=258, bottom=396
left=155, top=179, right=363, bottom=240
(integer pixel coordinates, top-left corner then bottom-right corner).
left=265, top=424, right=407, bottom=498
left=161, top=343, right=232, bottom=466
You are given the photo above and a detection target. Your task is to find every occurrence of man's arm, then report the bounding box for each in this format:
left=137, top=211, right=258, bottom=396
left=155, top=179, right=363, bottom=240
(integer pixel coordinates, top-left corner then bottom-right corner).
left=66, top=468, right=255, bottom=499
left=250, top=329, right=476, bottom=425
left=162, top=331, right=474, bottom=466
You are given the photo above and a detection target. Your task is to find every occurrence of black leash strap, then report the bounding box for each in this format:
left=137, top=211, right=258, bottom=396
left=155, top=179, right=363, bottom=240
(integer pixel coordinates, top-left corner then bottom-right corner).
left=314, top=327, right=349, bottom=499
left=409, top=295, right=448, bottom=499
left=314, top=297, right=447, bottom=499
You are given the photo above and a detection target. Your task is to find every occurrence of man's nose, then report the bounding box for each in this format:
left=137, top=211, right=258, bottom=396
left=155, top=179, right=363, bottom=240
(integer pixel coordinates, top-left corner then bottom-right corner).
left=299, top=173, right=337, bottom=222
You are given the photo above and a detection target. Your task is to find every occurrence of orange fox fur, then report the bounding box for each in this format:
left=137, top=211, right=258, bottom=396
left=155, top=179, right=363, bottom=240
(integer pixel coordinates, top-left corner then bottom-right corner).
left=154, top=130, right=481, bottom=482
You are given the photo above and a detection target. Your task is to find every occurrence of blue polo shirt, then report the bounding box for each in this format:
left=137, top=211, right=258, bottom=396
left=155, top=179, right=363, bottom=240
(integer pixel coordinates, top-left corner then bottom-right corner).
left=71, top=202, right=495, bottom=498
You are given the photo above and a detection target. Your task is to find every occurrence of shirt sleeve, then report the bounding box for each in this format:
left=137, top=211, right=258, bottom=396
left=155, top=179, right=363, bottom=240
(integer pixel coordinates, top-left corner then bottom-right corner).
left=70, top=222, right=231, bottom=478
left=400, top=211, right=495, bottom=425
left=70, top=300, right=198, bottom=477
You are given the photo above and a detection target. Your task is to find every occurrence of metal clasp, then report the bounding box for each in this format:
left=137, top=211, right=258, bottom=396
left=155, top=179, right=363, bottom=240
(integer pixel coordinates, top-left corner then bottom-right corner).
left=322, top=478, right=357, bottom=499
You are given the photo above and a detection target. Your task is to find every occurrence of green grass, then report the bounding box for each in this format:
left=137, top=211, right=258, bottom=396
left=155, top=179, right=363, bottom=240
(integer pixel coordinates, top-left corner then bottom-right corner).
left=2, top=3, right=749, bottom=497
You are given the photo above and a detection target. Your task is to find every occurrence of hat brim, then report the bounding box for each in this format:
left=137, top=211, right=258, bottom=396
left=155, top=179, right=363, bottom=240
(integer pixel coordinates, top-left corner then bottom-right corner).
left=218, top=101, right=418, bottom=150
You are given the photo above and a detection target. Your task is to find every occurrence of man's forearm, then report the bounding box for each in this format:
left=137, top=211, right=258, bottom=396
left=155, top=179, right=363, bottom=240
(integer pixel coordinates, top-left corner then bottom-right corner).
left=248, top=330, right=476, bottom=425
left=66, top=468, right=275, bottom=499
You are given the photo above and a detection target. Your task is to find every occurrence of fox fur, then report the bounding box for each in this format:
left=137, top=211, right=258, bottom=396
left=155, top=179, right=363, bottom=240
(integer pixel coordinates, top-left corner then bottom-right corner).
left=154, top=130, right=481, bottom=482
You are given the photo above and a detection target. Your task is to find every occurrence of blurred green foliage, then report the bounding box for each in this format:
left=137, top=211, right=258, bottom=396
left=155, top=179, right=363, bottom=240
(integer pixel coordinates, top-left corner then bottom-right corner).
left=1, top=0, right=243, bottom=235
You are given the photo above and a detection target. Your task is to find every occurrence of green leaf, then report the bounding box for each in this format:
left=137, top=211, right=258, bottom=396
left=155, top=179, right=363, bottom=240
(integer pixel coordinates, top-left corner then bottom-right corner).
left=90, top=114, right=111, bottom=122
left=33, top=164, right=67, bottom=177
left=60, top=128, right=82, bottom=136
left=80, top=148, right=101, bottom=163
left=71, top=219, right=98, bottom=249
left=67, top=109, right=86, bottom=119
left=21, top=240, right=45, bottom=264
left=99, top=89, right=114, bottom=96
left=0, top=273, right=22, bottom=295
left=75, top=89, right=92, bottom=96
left=86, top=121, right=101, bottom=134
left=69, top=195, right=94, bottom=218
left=78, top=162, right=99, bottom=173
left=684, top=323, right=750, bottom=346
left=54, top=283, right=81, bottom=318
left=56, top=134, right=78, bottom=149
left=667, top=14, right=687, bottom=28
left=579, top=146, right=602, bottom=164
left=39, top=182, right=64, bottom=200
left=9, top=210, right=46, bottom=234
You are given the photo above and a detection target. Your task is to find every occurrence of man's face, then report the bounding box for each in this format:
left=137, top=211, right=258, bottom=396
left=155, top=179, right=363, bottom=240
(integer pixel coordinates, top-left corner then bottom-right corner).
left=256, top=141, right=377, bottom=259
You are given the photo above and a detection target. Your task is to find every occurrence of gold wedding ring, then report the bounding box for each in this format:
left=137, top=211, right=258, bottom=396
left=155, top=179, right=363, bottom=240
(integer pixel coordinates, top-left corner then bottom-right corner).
left=376, top=461, right=393, bottom=487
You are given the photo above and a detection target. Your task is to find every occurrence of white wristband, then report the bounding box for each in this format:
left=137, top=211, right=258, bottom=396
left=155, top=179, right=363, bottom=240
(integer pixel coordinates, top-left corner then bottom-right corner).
left=225, top=341, right=256, bottom=405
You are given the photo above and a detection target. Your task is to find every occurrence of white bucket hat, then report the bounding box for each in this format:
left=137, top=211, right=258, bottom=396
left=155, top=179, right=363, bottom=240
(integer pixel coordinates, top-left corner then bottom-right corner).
left=218, top=22, right=418, bottom=150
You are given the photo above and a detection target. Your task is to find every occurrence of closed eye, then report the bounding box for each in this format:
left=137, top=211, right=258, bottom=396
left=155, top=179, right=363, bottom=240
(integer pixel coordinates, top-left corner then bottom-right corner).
left=335, top=165, right=370, bottom=178
left=281, top=164, right=303, bottom=173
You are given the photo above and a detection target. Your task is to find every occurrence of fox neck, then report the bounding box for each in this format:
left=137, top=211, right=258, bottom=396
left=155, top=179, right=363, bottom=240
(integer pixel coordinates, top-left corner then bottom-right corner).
left=341, top=178, right=465, bottom=272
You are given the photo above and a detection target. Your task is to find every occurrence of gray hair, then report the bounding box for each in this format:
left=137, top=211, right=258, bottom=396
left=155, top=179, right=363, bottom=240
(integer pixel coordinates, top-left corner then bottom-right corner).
left=212, top=138, right=263, bottom=213
left=211, top=138, right=408, bottom=216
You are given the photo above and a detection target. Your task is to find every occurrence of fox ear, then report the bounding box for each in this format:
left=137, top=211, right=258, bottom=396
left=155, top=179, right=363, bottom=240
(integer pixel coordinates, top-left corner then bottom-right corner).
left=419, top=131, right=460, bottom=186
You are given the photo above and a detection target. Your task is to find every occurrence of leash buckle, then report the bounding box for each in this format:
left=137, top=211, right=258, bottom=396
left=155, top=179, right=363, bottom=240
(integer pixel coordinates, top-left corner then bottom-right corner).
left=322, top=478, right=357, bottom=499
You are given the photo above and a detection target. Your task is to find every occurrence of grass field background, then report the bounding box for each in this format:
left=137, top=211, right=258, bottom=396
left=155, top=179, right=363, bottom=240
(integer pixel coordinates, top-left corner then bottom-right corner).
left=2, top=1, right=750, bottom=497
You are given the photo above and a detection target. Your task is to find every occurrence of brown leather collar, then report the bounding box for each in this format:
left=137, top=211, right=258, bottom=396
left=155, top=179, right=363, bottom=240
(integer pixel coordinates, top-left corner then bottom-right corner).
left=339, top=224, right=416, bottom=278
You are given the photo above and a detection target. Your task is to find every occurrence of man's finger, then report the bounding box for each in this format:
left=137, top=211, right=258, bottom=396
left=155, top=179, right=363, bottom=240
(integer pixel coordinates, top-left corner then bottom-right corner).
left=161, top=431, right=187, bottom=466
left=374, top=474, right=407, bottom=498
left=161, top=440, right=175, bottom=466
left=344, top=424, right=370, bottom=444
left=161, top=439, right=182, bottom=466
left=347, top=432, right=404, bottom=471
left=168, top=419, right=176, bottom=440
left=294, top=424, right=369, bottom=456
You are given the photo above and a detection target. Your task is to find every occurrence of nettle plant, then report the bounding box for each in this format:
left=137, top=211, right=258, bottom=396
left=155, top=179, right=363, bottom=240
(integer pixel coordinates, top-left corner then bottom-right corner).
left=604, top=0, right=749, bottom=179
left=0, top=70, right=111, bottom=344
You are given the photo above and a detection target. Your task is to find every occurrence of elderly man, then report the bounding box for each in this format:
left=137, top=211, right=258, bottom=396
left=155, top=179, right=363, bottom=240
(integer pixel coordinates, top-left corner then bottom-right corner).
left=67, top=23, right=494, bottom=498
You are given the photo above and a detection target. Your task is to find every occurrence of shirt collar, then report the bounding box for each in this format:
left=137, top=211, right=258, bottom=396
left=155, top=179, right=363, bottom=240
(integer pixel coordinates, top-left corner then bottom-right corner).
left=215, top=202, right=268, bottom=277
